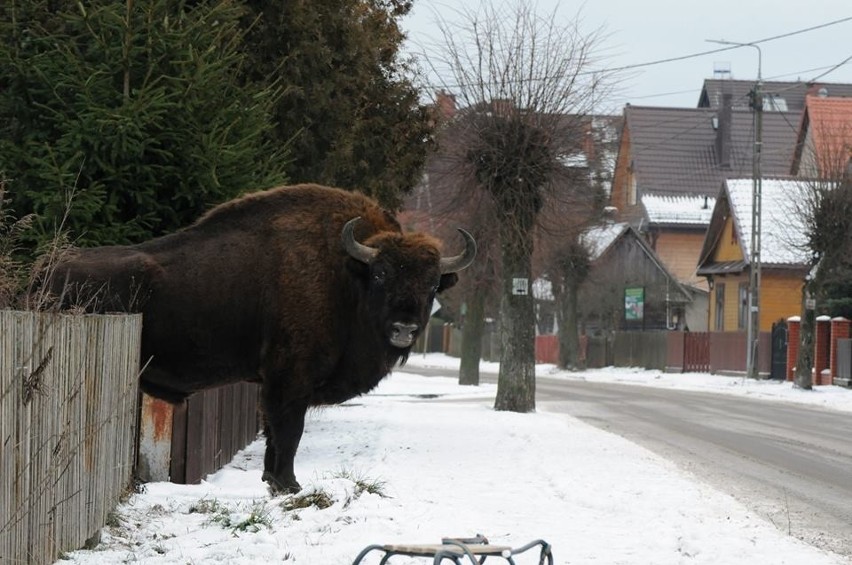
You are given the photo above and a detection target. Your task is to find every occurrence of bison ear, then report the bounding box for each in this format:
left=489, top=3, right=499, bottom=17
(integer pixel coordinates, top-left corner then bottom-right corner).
left=437, top=272, right=458, bottom=293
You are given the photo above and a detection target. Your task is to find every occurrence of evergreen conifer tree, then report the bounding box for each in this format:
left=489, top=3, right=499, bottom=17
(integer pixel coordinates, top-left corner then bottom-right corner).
left=0, top=0, right=287, bottom=249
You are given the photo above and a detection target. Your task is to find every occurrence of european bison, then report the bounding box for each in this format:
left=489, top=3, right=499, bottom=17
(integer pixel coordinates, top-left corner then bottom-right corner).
left=50, top=184, right=475, bottom=493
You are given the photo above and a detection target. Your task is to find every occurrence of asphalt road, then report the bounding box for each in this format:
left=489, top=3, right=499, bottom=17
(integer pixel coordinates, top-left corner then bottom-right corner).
left=398, top=365, right=852, bottom=560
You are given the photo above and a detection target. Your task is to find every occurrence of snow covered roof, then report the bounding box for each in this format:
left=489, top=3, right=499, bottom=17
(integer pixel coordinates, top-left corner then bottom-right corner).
left=581, top=221, right=628, bottom=261
left=725, top=178, right=810, bottom=266
left=642, top=194, right=715, bottom=226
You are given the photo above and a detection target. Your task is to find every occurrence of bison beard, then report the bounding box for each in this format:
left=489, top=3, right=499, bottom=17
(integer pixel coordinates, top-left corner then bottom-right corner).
left=48, top=184, right=475, bottom=494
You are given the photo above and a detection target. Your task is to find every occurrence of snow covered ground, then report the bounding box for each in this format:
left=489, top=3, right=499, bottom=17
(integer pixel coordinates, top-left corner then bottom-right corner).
left=62, top=355, right=852, bottom=564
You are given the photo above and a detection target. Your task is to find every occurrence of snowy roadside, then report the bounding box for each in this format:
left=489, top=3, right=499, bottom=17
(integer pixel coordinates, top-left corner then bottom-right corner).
left=60, top=361, right=850, bottom=564
left=406, top=352, right=852, bottom=413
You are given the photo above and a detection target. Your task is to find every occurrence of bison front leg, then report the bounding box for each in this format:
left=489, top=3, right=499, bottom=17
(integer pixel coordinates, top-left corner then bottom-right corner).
left=261, top=398, right=308, bottom=495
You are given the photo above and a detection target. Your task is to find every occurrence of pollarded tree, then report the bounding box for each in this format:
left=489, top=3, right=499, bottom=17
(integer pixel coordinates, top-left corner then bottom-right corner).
left=427, top=2, right=615, bottom=412
left=0, top=0, right=287, bottom=250
left=550, top=236, right=592, bottom=369
left=794, top=175, right=852, bottom=389
left=791, top=115, right=852, bottom=390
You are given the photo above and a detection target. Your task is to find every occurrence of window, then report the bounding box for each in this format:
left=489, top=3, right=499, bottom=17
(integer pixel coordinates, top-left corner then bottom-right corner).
left=738, top=283, right=749, bottom=330
left=763, top=95, right=788, bottom=112
left=715, top=283, right=725, bottom=331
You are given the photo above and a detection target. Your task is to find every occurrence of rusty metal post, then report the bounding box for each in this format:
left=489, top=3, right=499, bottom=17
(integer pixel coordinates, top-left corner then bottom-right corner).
left=137, top=393, right=174, bottom=482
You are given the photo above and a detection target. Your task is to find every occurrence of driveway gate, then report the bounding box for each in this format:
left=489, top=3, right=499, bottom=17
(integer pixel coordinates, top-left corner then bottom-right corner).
left=770, top=321, right=788, bottom=380
left=683, top=332, right=710, bottom=372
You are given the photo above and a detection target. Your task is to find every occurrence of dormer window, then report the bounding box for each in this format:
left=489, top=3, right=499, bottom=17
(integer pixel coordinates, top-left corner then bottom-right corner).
left=763, top=95, right=788, bottom=112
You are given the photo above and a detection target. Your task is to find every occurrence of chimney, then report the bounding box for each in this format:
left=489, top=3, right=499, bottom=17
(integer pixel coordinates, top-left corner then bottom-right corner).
left=807, top=83, right=829, bottom=98
left=490, top=98, right=513, bottom=117
left=715, top=93, right=732, bottom=169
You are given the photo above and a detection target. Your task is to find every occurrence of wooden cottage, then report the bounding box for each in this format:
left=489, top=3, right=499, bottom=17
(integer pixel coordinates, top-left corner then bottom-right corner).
left=577, top=221, right=694, bottom=332
left=696, top=178, right=811, bottom=332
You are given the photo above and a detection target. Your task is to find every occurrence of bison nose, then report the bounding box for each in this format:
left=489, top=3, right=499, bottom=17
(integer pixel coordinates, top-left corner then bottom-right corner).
left=390, top=322, right=419, bottom=348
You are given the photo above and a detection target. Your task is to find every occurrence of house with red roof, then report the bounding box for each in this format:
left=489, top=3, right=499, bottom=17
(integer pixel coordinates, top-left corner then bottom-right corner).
left=791, top=94, right=852, bottom=178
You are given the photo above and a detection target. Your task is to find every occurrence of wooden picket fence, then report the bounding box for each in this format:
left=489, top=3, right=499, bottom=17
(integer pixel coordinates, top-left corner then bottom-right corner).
left=0, top=311, right=142, bottom=565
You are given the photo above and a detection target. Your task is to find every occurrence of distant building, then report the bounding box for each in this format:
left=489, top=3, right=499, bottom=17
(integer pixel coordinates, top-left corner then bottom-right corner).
left=580, top=221, right=695, bottom=332
left=608, top=79, right=852, bottom=331
left=791, top=94, right=852, bottom=178
left=696, top=178, right=811, bottom=332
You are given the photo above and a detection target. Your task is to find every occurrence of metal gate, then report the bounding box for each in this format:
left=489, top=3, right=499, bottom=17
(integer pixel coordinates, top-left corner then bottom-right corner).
left=770, top=321, right=788, bottom=380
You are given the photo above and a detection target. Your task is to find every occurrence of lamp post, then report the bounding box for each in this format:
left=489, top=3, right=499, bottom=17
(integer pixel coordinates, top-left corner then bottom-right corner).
left=707, top=39, right=763, bottom=379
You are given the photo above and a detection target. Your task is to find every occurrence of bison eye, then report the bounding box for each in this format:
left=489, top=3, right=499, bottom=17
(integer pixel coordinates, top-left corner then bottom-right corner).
left=373, top=271, right=386, bottom=285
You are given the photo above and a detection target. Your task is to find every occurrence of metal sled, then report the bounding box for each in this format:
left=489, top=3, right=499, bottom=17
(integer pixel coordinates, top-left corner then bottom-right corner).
left=351, top=534, right=553, bottom=564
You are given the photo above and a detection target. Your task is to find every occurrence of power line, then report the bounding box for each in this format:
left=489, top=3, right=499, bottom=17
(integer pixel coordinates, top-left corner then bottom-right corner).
left=416, top=15, right=852, bottom=91
left=808, top=53, right=852, bottom=82
left=601, top=16, right=852, bottom=75
left=765, top=61, right=852, bottom=82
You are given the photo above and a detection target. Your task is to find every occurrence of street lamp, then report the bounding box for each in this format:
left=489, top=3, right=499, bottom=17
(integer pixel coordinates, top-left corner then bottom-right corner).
left=706, top=39, right=763, bottom=379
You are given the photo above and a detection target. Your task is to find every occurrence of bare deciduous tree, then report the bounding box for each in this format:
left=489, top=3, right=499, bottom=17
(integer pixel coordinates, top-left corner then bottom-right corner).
left=791, top=116, right=852, bottom=390
left=423, top=1, right=615, bottom=411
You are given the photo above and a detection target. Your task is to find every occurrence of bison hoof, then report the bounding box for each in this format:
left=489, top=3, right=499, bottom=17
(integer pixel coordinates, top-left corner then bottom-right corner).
left=263, top=470, right=301, bottom=495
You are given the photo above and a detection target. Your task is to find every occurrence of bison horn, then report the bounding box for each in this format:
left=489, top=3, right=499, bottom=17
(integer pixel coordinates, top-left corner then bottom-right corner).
left=341, top=217, right=379, bottom=264
left=440, top=228, right=477, bottom=274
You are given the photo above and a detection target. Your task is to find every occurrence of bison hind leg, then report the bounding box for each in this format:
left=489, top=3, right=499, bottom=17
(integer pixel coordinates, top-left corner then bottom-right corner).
left=260, top=396, right=308, bottom=496
left=261, top=424, right=301, bottom=494
left=263, top=471, right=301, bottom=495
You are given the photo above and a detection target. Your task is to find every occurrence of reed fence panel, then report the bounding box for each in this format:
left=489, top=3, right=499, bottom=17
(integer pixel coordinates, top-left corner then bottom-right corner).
left=0, top=311, right=142, bottom=565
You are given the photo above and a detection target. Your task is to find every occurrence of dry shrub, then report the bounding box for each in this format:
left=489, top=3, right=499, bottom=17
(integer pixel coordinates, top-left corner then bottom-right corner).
left=0, top=180, right=75, bottom=311
left=0, top=181, right=34, bottom=308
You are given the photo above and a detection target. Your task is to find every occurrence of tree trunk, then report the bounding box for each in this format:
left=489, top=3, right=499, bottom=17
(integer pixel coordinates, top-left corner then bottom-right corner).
left=459, top=291, right=485, bottom=385
left=494, top=221, right=536, bottom=412
left=795, top=284, right=815, bottom=389
left=557, top=280, right=584, bottom=370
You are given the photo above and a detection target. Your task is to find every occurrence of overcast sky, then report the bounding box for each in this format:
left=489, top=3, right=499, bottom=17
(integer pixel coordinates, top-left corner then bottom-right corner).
left=401, top=0, right=852, bottom=112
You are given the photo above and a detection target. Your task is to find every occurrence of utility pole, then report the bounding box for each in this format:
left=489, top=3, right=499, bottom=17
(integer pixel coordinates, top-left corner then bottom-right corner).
left=707, top=39, right=763, bottom=378
left=747, top=74, right=763, bottom=379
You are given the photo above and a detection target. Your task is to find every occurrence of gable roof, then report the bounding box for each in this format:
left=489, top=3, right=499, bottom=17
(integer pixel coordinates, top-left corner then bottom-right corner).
left=581, top=221, right=629, bottom=260
left=583, top=221, right=692, bottom=302
left=698, top=178, right=811, bottom=274
left=791, top=95, right=852, bottom=176
left=624, top=105, right=800, bottom=201
left=536, top=221, right=692, bottom=302
left=699, top=79, right=852, bottom=111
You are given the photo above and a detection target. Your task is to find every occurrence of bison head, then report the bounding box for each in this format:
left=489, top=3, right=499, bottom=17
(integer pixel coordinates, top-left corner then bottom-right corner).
left=342, top=218, right=476, bottom=350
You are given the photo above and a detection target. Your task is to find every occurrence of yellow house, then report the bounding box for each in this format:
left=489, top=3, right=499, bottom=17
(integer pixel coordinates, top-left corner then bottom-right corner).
left=696, top=178, right=811, bottom=332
